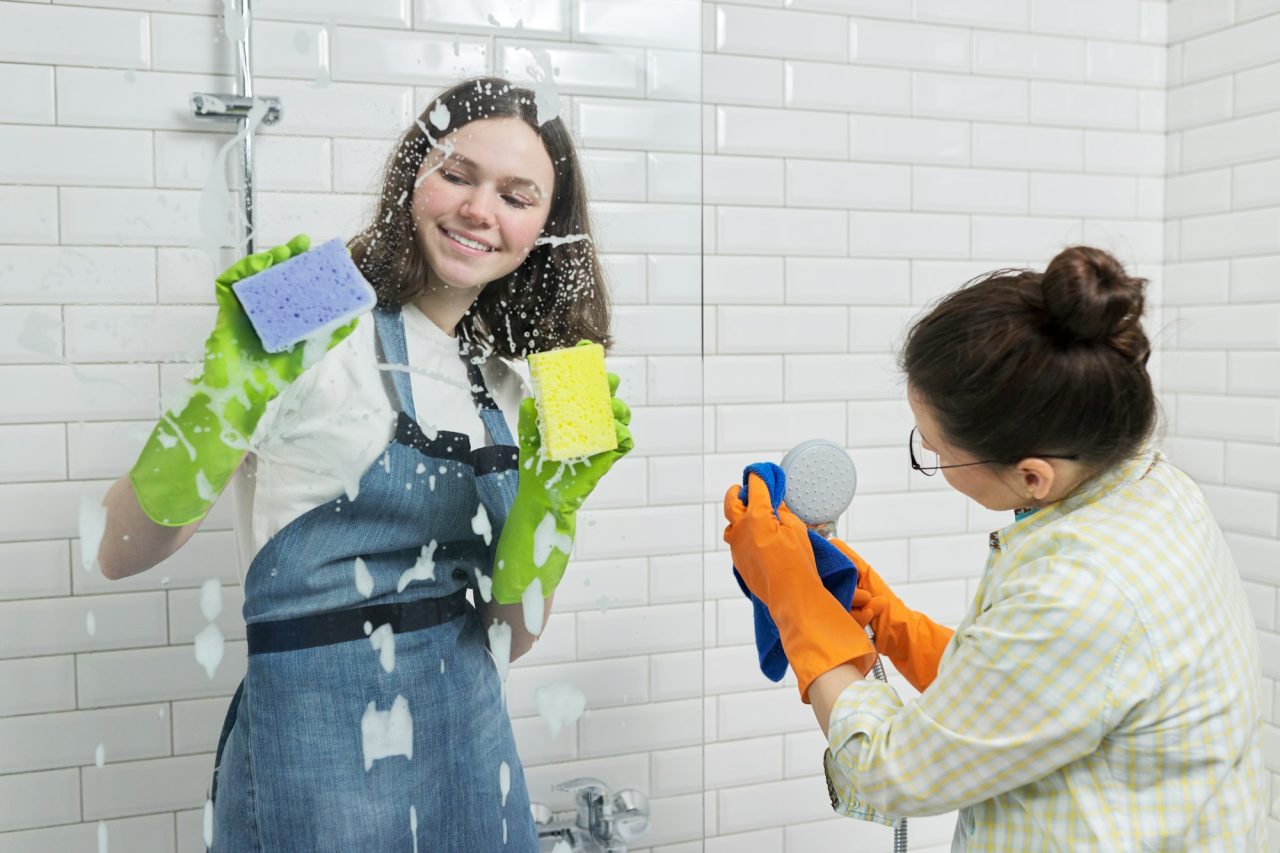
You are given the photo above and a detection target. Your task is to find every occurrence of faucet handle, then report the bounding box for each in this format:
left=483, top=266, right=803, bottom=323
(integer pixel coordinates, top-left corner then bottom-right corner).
left=554, top=776, right=612, bottom=798
left=556, top=777, right=613, bottom=837
left=610, top=789, right=650, bottom=843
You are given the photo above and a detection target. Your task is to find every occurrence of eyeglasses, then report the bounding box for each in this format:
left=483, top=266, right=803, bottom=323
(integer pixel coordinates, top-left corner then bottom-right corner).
left=909, top=427, right=1081, bottom=476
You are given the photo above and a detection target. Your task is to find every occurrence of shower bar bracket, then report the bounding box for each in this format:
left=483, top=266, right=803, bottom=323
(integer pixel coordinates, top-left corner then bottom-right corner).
left=190, top=93, right=282, bottom=125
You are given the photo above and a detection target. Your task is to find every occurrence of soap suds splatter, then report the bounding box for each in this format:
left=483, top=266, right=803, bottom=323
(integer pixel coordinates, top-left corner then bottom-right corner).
left=310, top=20, right=333, bottom=88
left=354, top=556, right=374, bottom=598
left=194, top=623, right=225, bottom=679
left=369, top=623, right=396, bottom=673
left=429, top=100, right=451, bottom=131
left=473, top=568, right=493, bottom=603
left=203, top=798, right=214, bottom=847
left=472, top=502, right=492, bottom=545
left=79, top=492, right=107, bottom=574
left=487, top=620, right=512, bottom=684
left=377, top=360, right=471, bottom=399
left=535, top=683, right=587, bottom=738
left=199, top=578, right=222, bottom=621
left=521, top=578, right=544, bottom=636
left=194, top=469, right=217, bottom=504
left=518, top=45, right=560, bottom=126
left=361, top=695, right=413, bottom=771
left=533, top=233, right=591, bottom=248
left=532, top=513, right=572, bottom=568
left=396, top=541, right=438, bottom=592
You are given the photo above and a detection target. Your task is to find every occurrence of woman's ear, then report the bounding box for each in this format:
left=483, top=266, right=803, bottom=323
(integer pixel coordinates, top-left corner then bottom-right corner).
left=1017, top=458, right=1057, bottom=502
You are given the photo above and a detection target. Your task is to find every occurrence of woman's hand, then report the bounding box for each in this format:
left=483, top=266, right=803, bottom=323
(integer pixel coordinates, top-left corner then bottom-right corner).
left=129, top=235, right=359, bottom=526
left=828, top=537, right=955, bottom=693
left=514, top=371, right=633, bottom=516
left=724, top=473, right=876, bottom=701
left=722, top=473, right=818, bottom=610
left=489, top=371, right=634, bottom=607
left=204, top=235, right=359, bottom=399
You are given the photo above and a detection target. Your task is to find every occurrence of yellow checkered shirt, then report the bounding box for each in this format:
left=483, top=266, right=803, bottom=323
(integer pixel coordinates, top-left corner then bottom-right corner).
left=824, top=448, right=1267, bottom=851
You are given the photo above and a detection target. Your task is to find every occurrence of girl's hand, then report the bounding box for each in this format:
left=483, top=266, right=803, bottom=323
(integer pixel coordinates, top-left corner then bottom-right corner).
left=489, top=367, right=634, bottom=606
left=129, top=235, right=359, bottom=526
left=514, top=370, right=633, bottom=514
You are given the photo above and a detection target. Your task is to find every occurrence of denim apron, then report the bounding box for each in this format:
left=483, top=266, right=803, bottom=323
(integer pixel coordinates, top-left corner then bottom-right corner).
left=208, top=307, right=538, bottom=852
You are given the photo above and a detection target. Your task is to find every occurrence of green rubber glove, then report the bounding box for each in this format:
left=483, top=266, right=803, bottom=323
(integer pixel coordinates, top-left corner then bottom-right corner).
left=129, top=235, right=360, bottom=526
left=490, top=368, right=634, bottom=605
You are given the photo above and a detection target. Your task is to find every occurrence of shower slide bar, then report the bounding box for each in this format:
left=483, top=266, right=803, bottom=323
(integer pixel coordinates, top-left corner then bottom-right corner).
left=189, top=0, right=282, bottom=255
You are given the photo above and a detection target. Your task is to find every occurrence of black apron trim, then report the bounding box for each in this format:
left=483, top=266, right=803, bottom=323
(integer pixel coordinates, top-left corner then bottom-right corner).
left=395, top=413, right=474, bottom=462
left=395, top=413, right=518, bottom=474
left=473, top=444, right=520, bottom=476
left=246, top=588, right=470, bottom=655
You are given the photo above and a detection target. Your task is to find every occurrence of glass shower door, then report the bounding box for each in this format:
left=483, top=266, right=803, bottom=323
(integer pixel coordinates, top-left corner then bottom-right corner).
left=0, top=1, right=706, bottom=851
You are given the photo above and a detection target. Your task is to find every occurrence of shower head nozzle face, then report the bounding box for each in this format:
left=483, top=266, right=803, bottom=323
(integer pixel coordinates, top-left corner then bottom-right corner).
left=779, top=439, right=858, bottom=526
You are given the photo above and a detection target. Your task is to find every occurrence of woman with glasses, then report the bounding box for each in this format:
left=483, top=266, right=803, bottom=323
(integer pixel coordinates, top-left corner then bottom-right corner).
left=724, top=246, right=1266, bottom=850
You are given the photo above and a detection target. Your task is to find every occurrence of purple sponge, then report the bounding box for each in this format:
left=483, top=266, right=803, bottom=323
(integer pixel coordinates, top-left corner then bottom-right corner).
left=232, top=237, right=377, bottom=353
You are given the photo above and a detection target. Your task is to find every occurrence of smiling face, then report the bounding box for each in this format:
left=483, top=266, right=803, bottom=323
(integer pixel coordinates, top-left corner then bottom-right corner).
left=411, top=117, right=556, bottom=297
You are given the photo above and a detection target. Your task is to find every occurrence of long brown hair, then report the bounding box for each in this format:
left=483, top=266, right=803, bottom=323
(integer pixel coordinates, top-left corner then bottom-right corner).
left=901, top=246, right=1156, bottom=473
left=348, top=76, right=610, bottom=359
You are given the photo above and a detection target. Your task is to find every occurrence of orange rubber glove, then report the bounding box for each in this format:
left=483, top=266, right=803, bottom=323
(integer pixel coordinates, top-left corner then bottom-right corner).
left=829, top=538, right=954, bottom=693
left=724, top=474, right=876, bottom=702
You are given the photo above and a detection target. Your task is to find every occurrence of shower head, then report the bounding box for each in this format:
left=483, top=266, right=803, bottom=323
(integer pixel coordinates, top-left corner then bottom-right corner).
left=779, top=439, right=858, bottom=527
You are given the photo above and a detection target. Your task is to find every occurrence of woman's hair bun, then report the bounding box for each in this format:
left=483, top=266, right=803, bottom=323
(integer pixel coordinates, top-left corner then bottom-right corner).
left=1039, top=245, right=1149, bottom=363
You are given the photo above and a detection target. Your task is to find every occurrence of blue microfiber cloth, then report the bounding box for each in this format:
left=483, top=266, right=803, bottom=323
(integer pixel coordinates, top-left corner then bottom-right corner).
left=232, top=237, right=376, bottom=353
left=732, top=462, right=859, bottom=682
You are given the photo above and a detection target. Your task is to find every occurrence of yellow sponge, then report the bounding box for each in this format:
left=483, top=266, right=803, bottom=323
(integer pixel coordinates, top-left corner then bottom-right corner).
left=527, top=343, right=618, bottom=461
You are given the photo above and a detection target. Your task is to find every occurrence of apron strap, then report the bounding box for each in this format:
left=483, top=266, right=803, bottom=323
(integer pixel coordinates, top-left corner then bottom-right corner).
left=458, top=337, right=500, bottom=412
left=372, top=306, right=416, bottom=422
left=478, top=407, right=515, bottom=449
left=459, top=339, right=517, bottom=449
left=376, top=307, right=516, bottom=449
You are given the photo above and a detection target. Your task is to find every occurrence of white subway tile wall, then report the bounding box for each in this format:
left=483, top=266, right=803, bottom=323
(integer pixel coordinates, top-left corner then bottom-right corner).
left=1164, top=11, right=1280, bottom=847
left=703, top=0, right=1269, bottom=849
left=5, top=0, right=1279, bottom=850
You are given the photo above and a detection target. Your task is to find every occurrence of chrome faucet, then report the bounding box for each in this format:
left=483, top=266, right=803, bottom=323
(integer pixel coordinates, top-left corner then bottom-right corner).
left=530, top=778, right=650, bottom=852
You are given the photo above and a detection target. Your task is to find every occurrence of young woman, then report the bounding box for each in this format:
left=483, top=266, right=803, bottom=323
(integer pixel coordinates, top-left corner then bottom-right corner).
left=725, top=246, right=1266, bottom=850
left=98, top=76, right=632, bottom=851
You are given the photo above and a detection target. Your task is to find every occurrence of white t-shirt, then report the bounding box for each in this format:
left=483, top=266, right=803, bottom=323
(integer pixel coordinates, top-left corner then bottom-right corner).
left=228, top=304, right=527, bottom=585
